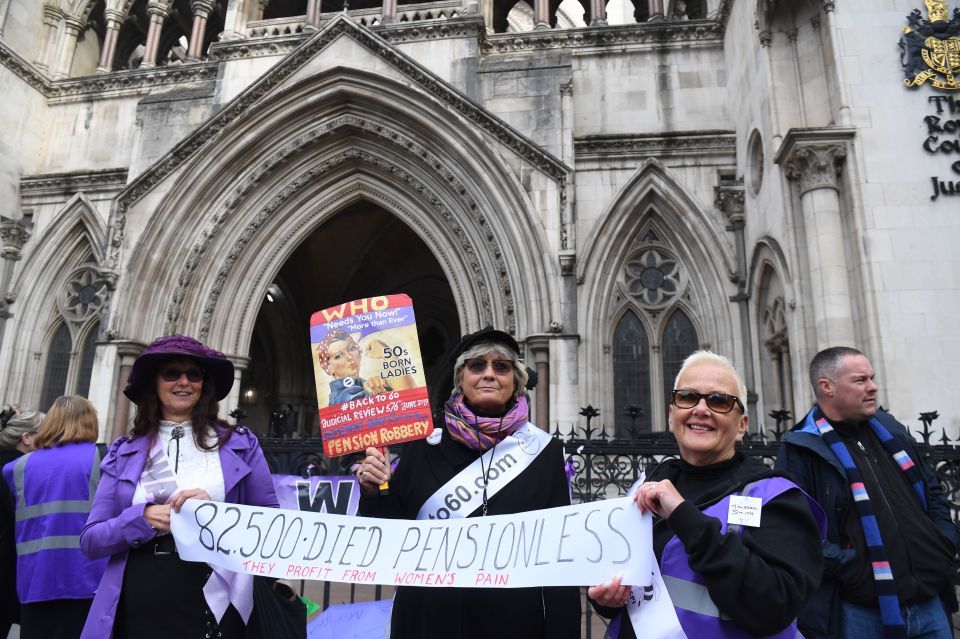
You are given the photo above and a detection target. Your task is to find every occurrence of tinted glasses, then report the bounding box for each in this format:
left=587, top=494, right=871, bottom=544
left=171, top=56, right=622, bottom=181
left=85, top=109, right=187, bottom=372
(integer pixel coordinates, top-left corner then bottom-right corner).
left=671, top=389, right=743, bottom=414
left=160, top=367, right=204, bottom=383
left=464, top=358, right=513, bottom=375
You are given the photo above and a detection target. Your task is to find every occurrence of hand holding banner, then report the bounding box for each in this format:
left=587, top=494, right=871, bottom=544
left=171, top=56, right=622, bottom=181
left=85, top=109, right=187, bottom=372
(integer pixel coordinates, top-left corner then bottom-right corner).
left=171, top=498, right=652, bottom=589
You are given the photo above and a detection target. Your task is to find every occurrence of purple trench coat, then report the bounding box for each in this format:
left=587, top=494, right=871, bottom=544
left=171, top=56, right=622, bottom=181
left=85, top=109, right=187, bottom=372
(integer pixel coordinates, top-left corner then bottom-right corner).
left=79, top=427, right=279, bottom=639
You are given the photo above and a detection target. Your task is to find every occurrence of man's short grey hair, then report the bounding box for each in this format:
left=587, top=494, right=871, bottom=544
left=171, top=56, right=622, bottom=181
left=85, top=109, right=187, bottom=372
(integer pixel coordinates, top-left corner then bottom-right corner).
left=452, top=341, right=528, bottom=398
left=0, top=409, right=44, bottom=450
left=673, top=350, right=747, bottom=408
left=809, top=346, right=865, bottom=399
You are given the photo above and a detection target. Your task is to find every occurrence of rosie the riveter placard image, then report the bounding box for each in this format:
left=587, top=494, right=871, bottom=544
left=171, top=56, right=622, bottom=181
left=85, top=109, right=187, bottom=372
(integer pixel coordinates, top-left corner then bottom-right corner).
left=310, top=294, right=433, bottom=457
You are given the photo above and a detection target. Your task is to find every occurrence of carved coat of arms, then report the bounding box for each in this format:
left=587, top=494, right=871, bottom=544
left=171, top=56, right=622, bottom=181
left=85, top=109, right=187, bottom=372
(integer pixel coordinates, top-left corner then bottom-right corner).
left=901, top=0, right=960, bottom=90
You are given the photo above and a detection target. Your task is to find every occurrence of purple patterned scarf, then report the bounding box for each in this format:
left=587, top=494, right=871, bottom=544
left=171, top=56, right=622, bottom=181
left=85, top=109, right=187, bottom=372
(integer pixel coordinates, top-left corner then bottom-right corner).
left=443, top=393, right=529, bottom=451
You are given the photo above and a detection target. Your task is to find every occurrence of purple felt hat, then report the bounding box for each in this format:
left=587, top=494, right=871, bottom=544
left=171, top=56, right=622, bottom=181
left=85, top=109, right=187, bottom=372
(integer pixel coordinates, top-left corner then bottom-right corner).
left=123, top=335, right=235, bottom=403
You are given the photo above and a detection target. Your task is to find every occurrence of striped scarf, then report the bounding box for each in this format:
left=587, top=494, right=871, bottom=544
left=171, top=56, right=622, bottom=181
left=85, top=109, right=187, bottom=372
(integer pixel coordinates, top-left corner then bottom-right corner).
left=443, top=393, right=528, bottom=451
left=811, top=409, right=926, bottom=639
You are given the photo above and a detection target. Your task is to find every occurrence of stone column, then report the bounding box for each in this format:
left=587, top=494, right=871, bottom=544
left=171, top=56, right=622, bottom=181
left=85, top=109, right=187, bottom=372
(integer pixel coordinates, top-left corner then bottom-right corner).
left=532, top=0, right=550, bottom=30
left=186, top=0, right=215, bottom=61
left=51, top=15, right=85, bottom=79
left=305, top=0, right=321, bottom=29
left=526, top=335, right=551, bottom=430
left=776, top=129, right=857, bottom=350
left=0, top=0, right=10, bottom=37
left=223, top=355, right=250, bottom=423
left=820, top=1, right=851, bottom=126
left=36, top=4, right=63, bottom=72
left=96, top=9, right=125, bottom=73
left=0, top=218, right=31, bottom=349
left=715, top=181, right=758, bottom=424
left=141, top=0, right=171, bottom=69
left=380, top=0, right=397, bottom=25
left=222, top=0, right=264, bottom=40
left=589, top=0, right=606, bottom=26
left=0, top=217, right=30, bottom=293
left=648, top=0, right=665, bottom=21
left=786, top=29, right=808, bottom=127
left=480, top=0, right=494, bottom=34
left=109, top=342, right=144, bottom=442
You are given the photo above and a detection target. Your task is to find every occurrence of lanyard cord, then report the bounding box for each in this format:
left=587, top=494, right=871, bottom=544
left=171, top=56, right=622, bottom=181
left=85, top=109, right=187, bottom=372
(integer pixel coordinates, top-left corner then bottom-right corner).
left=474, top=414, right=505, bottom=516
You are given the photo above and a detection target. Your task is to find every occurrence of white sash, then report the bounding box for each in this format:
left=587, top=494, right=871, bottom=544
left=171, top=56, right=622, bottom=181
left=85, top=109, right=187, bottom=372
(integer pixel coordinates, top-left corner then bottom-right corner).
left=416, top=422, right=553, bottom=520
left=625, top=562, right=687, bottom=639
left=623, top=474, right=686, bottom=639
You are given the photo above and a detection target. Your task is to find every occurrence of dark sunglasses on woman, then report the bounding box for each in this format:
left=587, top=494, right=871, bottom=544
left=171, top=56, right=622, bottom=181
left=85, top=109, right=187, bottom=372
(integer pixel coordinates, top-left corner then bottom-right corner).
left=464, top=358, right=513, bottom=375
left=671, top=389, right=744, bottom=414
left=160, top=367, right=204, bottom=383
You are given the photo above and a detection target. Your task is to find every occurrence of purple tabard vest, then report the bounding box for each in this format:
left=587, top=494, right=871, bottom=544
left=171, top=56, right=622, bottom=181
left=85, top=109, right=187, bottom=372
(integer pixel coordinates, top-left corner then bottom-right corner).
left=2, top=442, right=108, bottom=603
left=659, top=476, right=821, bottom=639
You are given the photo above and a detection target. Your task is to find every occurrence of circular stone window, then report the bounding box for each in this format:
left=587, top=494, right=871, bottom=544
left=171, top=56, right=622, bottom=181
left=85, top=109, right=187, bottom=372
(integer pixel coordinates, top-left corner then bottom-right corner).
left=625, top=248, right=679, bottom=306
left=748, top=129, right=764, bottom=196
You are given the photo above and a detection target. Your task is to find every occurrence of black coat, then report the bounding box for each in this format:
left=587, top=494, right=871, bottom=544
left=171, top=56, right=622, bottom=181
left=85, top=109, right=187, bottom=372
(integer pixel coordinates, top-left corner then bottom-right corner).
left=358, top=423, right=581, bottom=639
left=593, top=453, right=823, bottom=638
left=0, top=448, right=23, bottom=631
left=775, top=408, right=960, bottom=639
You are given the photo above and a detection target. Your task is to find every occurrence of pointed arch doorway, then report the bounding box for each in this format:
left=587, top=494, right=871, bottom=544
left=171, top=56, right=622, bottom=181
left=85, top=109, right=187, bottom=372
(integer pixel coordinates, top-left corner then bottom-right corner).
left=239, top=201, right=460, bottom=436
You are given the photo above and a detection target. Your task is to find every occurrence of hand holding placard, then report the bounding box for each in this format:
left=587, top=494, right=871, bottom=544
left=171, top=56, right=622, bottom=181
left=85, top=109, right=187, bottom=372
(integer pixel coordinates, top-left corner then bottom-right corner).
left=357, top=446, right=391, bottom=494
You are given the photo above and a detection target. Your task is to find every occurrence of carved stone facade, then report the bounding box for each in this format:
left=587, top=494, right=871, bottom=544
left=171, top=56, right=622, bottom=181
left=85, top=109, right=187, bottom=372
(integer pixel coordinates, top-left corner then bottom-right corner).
left=0, top=0, right=958, bottom=440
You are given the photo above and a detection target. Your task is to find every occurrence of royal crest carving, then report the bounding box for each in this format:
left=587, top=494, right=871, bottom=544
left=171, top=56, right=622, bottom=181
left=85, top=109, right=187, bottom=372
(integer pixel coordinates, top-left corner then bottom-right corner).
left=901, top=0, right=960, bottom=91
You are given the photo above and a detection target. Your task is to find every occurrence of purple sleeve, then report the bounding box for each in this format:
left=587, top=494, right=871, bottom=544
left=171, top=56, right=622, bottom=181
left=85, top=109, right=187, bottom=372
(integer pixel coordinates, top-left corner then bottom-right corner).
left=241, top=432, right=280, bottom=509
left=80, top=441, right=156, bottom=559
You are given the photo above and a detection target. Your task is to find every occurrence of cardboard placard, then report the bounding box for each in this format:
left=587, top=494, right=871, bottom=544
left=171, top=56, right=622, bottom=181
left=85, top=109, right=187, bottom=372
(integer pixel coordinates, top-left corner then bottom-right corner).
left=310, top=294, right=433, bottom=457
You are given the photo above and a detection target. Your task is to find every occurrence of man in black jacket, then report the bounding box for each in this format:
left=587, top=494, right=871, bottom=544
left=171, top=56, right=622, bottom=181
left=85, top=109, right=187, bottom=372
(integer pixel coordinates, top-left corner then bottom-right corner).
left=777, top=346, right=959, bottom=639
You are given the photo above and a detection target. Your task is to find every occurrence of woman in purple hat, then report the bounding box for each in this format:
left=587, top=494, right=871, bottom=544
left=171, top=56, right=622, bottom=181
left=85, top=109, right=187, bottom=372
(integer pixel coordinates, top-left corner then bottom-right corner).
left=78, top=335, right=279, bottom=639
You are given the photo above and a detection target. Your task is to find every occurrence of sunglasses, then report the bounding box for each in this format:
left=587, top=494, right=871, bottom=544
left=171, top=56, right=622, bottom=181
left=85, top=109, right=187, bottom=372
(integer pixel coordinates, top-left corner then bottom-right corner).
left=671, top=389, right=744, bottom=414
left=464, top=358, right=513, bottom=375
left=160, top=367, right=204, bottom=383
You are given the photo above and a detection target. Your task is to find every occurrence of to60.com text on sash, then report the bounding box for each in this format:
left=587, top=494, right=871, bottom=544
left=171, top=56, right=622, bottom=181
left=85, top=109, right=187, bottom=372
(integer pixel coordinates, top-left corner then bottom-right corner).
left=171, top=498, right=651, bottom=588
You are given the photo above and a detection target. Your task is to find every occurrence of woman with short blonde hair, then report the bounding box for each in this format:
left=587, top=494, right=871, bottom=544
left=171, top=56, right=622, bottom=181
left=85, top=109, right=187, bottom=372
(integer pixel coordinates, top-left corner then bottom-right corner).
left=0, top=407, right=44, bottom=637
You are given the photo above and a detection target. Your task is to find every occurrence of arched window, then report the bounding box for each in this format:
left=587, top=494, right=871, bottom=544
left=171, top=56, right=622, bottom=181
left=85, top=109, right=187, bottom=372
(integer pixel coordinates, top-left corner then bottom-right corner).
left=661, top=308, right=700, bottom=409
left=76, top=320, right=101, bottom=398
left=757, top=266, right=794, bottom=418
left=40, top=324, right=72, bottom=410
left=613, top=311, right=650, bottom=435
left=608, top=222, right=703, bottom=435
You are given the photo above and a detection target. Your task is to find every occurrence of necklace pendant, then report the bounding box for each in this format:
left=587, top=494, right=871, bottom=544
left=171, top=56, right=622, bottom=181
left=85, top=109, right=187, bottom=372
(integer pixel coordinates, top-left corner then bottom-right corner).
left=482, top=504, right=488, bottom=516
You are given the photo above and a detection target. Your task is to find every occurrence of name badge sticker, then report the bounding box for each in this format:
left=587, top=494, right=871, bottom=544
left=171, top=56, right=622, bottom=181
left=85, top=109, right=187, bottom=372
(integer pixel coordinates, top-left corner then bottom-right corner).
left=728, top=495, right=762, bottom=528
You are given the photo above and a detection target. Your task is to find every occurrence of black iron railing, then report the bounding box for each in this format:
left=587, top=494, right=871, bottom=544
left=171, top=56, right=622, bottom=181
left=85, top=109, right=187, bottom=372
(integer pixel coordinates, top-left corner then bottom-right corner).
left=256, top=409, right=960, bottom=635
left=557, top=411, right=960, bottom=523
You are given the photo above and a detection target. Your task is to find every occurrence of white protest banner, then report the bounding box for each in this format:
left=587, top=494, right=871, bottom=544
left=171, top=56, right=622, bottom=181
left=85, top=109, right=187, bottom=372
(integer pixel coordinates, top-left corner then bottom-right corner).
left=171, top=498, right=651, bottom=589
